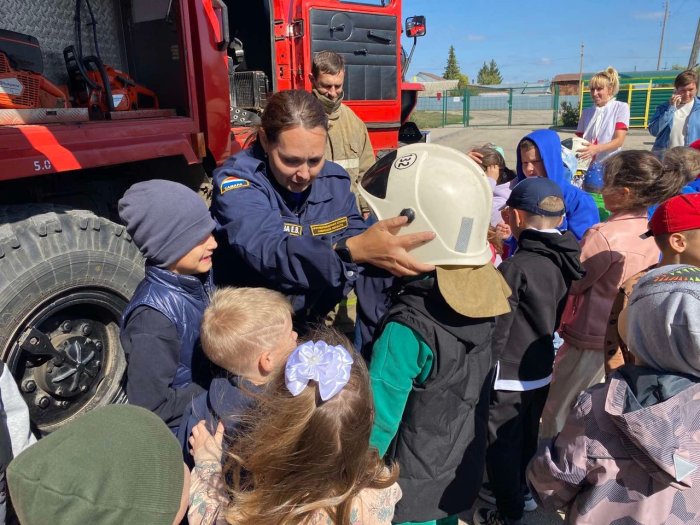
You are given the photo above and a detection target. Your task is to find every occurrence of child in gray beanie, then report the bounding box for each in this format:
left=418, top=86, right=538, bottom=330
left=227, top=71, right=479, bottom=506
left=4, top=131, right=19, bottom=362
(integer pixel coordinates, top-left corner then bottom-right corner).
left=622, top=264, right=700, bottom=374
left=118, top=180, right=217, bottom=433
left=527, top=264, right=700, bottom=525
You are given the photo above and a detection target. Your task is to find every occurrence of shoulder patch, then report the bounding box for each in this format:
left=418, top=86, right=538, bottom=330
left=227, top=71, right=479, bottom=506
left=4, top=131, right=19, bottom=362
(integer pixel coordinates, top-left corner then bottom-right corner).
left=310, top=217, right=348, bottom=236
left=220, top=176, right=250, bottom=194
left=283, top=223, right=303, bottom=236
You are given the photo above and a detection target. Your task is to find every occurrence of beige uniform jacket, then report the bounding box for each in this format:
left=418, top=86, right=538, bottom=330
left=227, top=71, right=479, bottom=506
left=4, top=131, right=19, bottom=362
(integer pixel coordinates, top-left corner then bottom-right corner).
left=326, top=103, right=376, bottom=213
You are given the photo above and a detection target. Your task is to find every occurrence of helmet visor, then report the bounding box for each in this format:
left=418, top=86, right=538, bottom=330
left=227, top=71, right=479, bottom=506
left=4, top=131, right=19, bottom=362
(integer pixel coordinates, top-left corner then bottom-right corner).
left=360, top=150, right=398, bottom=199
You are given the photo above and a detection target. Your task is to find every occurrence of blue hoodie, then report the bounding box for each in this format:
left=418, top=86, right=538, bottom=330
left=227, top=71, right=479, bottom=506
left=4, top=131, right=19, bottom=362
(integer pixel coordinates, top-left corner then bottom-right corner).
left=516, top=130, right=598, bottom=240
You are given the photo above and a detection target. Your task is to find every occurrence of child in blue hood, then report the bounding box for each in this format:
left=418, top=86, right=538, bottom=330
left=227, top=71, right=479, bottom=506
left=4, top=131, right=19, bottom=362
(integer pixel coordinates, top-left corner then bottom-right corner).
left=516, top=130, right=598, bottom=240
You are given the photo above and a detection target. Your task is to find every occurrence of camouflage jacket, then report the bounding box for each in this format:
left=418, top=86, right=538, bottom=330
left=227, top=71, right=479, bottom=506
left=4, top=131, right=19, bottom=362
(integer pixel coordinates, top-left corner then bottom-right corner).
left=527, top=365, right=700, bottom=524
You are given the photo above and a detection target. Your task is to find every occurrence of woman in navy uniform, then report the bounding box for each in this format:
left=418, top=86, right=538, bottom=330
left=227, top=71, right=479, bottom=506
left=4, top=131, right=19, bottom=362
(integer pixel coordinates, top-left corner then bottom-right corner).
left=211, top=90, right=434, bottom=327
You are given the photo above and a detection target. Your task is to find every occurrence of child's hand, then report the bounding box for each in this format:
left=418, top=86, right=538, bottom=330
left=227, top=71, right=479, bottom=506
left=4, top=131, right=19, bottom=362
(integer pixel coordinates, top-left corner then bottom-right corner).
left=468, top=151, right=484, bottom=165
left=495, top=222, right=512, bottom=239
left=485, top=165, right=500, bottom=181
left=189, top=420, right=224, bottom=463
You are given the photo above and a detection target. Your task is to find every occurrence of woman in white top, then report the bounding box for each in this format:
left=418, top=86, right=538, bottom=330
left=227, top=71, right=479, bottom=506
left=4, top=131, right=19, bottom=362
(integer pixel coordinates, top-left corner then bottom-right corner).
left=575, top=67, right=630, bottom=165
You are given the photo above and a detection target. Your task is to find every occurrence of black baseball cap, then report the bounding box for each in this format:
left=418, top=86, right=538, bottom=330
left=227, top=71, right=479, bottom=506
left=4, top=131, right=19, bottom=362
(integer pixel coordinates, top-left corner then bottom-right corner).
left=506, top=177, right=565, bottom=217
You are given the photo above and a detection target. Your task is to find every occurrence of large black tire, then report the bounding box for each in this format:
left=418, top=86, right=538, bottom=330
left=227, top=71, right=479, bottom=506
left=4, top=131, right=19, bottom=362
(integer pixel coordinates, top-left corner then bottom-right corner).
left=0, top=205, right=144, bottom=434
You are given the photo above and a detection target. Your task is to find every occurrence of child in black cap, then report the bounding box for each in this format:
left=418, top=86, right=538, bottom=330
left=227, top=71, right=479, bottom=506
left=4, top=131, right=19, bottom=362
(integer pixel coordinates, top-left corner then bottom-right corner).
left=475, top=177, right=585, bottom=525
left=118, top=179, right=218, bottom=433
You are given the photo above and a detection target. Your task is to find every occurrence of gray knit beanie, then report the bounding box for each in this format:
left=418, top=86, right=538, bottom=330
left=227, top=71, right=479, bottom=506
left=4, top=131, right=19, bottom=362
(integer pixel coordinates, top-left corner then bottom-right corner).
left=8, top=405, right=184, bottom=525
left=119, top=179, right=216, bottom=268
left=626, top=264, right=700, bottom=376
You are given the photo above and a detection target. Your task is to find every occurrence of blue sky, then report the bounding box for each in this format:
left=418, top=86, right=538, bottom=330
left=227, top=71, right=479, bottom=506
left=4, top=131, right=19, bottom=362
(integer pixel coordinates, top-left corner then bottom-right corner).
left=400, top=0, right=700, bottom=83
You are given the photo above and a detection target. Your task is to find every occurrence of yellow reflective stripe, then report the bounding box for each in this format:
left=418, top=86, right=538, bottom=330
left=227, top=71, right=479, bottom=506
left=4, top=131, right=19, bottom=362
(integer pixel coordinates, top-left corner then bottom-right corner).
left=310, top=217, right=349, bottom=236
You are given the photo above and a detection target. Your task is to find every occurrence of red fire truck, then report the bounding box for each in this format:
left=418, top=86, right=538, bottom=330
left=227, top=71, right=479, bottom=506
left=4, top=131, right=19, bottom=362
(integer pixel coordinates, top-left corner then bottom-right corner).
left=0, top=0, right=425, bottom=432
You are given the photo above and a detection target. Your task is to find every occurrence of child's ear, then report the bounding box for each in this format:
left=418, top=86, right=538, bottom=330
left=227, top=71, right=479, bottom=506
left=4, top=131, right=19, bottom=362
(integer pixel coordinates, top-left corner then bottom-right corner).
left=669, top=232, right=688, bottom=253
left=556, top=215, right=564, bottom=228
left=259, top=351, right=273, bottom=374
left=512, top=208, right=524, bottom=228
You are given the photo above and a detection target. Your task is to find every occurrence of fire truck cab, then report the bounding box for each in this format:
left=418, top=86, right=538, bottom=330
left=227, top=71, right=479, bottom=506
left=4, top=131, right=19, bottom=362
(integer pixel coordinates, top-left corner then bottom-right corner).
left=0, top=0, right=424, bottom=433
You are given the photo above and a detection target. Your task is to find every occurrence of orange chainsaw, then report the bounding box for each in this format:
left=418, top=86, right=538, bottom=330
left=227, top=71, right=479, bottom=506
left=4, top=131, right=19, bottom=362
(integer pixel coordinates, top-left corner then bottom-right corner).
left=0, top=29, right=68, bottom=110
left=63, top=0, right=158, bottom=114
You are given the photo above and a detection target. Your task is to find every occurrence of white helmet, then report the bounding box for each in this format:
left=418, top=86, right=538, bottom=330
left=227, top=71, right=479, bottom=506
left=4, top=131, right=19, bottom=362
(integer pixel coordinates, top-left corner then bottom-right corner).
left=359, top=143, right=493, bottom=266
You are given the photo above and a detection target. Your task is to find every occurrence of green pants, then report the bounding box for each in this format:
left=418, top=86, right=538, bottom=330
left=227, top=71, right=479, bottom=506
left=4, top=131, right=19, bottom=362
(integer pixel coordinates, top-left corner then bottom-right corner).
left=396, top=516, right=458, bottom=525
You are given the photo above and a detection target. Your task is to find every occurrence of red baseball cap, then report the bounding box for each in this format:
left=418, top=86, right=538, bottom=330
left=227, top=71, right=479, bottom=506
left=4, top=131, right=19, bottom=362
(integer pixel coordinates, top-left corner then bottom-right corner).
left=690, top=139, right=700, bottom=151
left=649, top=194, right=700, bottom=236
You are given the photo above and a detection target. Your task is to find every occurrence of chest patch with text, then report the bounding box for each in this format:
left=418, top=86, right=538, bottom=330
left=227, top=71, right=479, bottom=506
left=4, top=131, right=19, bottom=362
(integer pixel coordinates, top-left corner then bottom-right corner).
left=310, top=217, right=349, bottom=236
left=220, top=177, right=250, bottom=194
left=283, top=223, right=303, bottom=236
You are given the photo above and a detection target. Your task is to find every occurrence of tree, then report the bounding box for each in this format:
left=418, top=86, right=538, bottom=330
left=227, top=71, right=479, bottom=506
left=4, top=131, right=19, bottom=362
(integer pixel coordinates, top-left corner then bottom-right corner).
left=457, top=73, right=470, bottom=89
left=443, top=45, right=461, bottom=80
left=477, top=59, right=503, bottom=85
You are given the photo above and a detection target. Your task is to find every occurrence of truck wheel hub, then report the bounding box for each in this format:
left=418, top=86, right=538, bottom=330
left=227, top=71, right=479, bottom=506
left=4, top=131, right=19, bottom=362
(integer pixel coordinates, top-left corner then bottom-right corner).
left=36, top=337, right=103, bottom=399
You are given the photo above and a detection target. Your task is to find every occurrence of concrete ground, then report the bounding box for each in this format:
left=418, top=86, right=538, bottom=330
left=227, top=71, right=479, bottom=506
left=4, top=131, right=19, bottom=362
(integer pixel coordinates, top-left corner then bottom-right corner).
left=428, top=124, right=655, bottom=167
left=458, top=501, right=565, bottom=525
left=428, top=124, right=654, bottom=525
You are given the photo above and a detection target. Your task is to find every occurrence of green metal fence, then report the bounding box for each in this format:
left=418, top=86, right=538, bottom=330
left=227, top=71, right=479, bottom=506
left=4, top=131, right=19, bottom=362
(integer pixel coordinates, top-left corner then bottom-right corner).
left=412, top=73, right=679, bottom=129
left=413, top=84, right=569, bottom=128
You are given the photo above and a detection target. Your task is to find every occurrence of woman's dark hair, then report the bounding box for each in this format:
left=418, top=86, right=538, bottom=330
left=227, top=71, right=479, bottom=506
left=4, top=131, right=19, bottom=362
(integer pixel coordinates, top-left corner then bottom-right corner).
left=260, top=90, right=328, bottom=144
left=602, top=150, right=687, bottom=210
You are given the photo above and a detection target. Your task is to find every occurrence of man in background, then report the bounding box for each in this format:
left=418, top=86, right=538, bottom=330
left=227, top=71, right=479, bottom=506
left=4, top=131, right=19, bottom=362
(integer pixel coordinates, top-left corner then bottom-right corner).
left=310, top=51, right=375, bottom=217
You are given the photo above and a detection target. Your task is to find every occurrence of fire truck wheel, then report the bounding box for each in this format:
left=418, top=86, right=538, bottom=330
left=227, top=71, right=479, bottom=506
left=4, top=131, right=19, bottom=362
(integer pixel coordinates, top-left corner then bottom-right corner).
left=0, top=205, right=144, bottom=435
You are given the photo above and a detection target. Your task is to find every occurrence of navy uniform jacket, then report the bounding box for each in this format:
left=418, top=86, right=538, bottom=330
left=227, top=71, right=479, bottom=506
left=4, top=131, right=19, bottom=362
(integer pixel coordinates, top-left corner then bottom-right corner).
left=210, top=144, right=367, bottom=325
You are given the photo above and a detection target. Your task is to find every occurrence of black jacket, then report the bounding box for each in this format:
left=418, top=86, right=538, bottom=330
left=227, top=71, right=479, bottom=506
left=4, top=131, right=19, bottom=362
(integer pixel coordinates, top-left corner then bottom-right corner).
left=380, top=276, right=494, bottom=522
left=493, top=230, right=584, bottom=383
left=177, top=376, right=259, bottom=465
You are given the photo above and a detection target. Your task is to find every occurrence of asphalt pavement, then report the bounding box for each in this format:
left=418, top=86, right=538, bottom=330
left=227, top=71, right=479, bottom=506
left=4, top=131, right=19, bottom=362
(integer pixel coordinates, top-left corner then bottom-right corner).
left=428, top=125, right=655, bottom=166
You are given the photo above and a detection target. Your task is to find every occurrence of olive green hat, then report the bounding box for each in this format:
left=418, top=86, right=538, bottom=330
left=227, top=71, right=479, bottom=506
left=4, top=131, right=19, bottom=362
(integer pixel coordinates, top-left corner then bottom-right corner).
left=8, top=405, right=184, bottom=525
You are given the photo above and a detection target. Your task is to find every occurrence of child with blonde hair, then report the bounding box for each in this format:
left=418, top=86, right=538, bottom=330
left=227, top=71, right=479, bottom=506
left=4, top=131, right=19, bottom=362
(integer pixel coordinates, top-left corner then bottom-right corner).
left=177, top=286, right=297, bottom=458
left=188, top=327, right=400, bottom=525
left=540, top=150, right=687, bottom=438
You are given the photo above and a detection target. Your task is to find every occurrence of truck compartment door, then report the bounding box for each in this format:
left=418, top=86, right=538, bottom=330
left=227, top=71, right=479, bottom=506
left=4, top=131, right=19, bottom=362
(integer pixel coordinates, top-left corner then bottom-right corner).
left=309, top=9, right=396, bottom=101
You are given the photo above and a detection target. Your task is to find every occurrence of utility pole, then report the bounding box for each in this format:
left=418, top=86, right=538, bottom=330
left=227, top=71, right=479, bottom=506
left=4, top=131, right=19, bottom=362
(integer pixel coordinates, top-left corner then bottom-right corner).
left=578, top=42, right=584, bottom=108
left=657, top=0, right=669, bottom=70
left=689, top=17, right=700, bottom=69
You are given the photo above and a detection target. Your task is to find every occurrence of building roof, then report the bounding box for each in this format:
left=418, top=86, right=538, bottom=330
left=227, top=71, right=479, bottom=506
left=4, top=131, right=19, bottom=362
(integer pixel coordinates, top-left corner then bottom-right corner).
left=471, top=81, right=551, bottom=94
left=552, top=73, right=582, bottom=83
left=554, top=70, right=680, bottom=85
left=415, top=71, right=446, bottom=82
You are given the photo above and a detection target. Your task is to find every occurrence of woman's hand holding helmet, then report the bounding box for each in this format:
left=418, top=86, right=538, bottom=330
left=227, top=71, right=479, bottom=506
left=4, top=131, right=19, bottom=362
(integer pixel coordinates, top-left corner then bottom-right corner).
left=345, top=215, right=436, bottom=277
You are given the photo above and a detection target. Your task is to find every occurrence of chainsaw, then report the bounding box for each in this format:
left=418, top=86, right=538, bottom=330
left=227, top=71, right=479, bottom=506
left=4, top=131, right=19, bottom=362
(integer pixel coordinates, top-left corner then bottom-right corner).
left=63, top=0, right=158, bottom=114
left=0, top=29, right=68, bottom=110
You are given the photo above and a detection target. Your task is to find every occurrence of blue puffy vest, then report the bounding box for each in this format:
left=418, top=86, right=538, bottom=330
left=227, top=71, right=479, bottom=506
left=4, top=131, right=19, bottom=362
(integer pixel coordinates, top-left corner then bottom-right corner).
left=121, top=265, right=212, bottom=388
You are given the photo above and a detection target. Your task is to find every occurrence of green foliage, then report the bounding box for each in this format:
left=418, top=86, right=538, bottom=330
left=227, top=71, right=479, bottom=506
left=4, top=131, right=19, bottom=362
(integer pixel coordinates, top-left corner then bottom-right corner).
left=476, top=59, right=503, bottom=85
left=443, top=45, right=461, bottom=80
left=457, top=73, right=470, bottom=89
left=560, top=101, right=579, bottom=127
left=409, top=110, right=444, bottom=129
